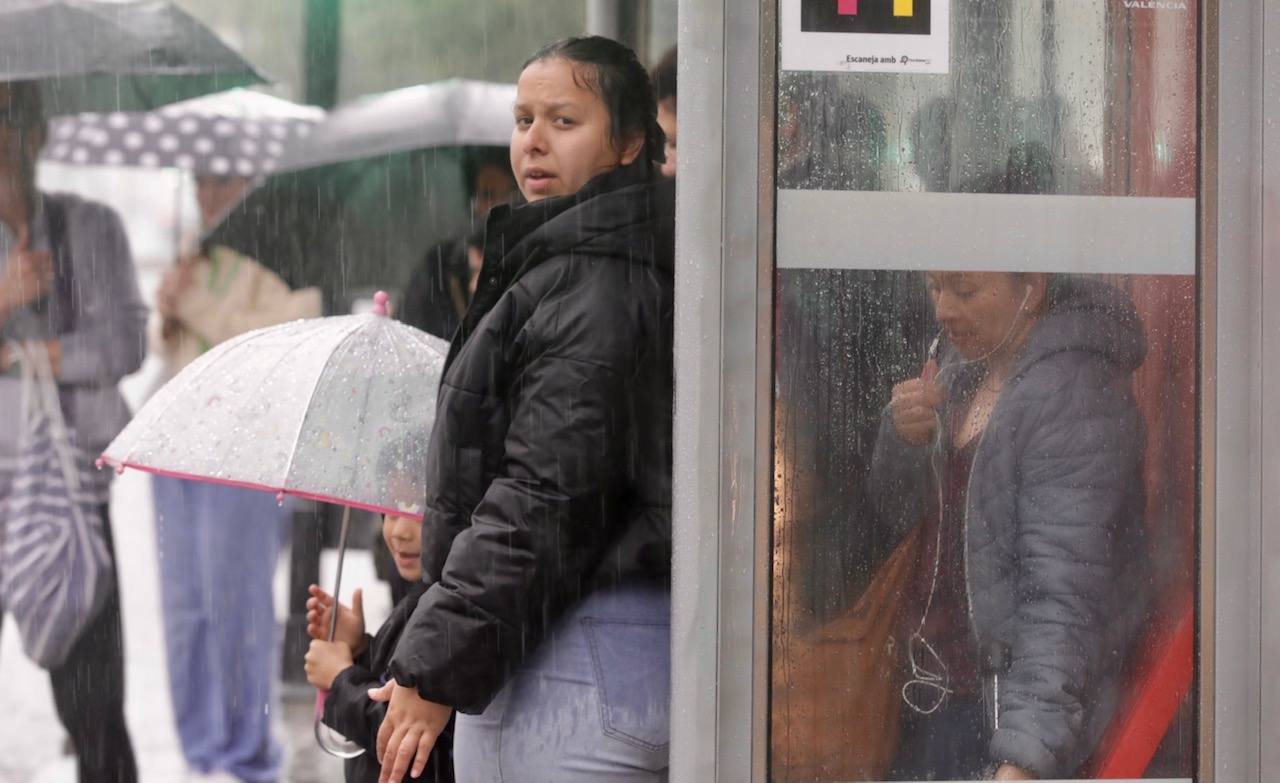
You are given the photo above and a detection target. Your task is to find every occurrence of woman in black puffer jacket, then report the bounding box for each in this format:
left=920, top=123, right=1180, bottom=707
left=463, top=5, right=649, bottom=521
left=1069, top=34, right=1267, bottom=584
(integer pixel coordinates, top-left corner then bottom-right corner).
left=372, top=37, right=674, bottom=783
left=872, top=272, right=1151, bottom=780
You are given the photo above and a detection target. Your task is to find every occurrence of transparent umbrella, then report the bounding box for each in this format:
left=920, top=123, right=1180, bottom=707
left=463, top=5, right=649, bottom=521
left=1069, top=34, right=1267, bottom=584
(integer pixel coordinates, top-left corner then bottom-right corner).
left=99, top=292, right=448, bottom=757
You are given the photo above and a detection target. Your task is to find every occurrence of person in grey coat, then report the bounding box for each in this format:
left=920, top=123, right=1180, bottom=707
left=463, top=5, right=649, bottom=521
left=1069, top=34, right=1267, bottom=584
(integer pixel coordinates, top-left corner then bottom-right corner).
left=872, top=272, right=1151, bottom=780
left=0, top=80, right=144, bottom=782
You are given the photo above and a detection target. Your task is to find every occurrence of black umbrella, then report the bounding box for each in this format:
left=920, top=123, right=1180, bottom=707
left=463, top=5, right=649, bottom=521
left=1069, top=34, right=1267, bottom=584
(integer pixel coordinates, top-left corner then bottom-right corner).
left=206, top=80, right=516, bottom=313
left=0, top=0, right=266, bottom=114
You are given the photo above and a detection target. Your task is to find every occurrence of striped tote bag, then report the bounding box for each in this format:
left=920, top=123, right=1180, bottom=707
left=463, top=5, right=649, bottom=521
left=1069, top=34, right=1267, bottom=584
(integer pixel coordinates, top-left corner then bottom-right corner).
left=0, top=342, right=113, bottom=669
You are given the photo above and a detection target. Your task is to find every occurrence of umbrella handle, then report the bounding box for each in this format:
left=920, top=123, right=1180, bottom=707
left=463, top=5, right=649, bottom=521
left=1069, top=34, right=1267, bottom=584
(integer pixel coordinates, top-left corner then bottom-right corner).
left=313, top=505, right=366, bottom=758
left=314, top=693, right=365, bottom=758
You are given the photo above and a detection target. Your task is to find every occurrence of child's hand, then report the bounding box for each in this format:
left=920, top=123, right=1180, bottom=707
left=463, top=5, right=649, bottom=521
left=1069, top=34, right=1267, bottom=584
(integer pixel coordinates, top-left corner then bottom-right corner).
left=305, top=639, right=354, bottom=691
left=306, top=585, right=366, bottom=650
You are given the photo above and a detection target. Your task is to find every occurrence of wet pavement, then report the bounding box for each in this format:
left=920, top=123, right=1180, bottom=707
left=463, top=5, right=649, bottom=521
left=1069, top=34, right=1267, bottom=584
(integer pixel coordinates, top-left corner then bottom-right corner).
left=0, top=469, right=388, bottom=783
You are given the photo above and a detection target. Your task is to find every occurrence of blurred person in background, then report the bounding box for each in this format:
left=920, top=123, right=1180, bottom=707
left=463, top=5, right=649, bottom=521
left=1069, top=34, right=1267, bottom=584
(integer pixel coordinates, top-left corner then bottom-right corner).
left=398, top=148, right=515, bottom=341
left=371, top=36, right=674, bottom=783
left=651, top=47, right=677, bottom=179
left=0, top=79, right=143, bottom=783
left=149, top=173, right=321, bottom=783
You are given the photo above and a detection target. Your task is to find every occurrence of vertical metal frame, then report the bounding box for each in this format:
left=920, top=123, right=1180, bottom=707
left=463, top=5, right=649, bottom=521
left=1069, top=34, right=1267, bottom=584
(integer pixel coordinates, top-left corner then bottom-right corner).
left=1258, top=0, right=1280, bottom=778
left=670, top=0, right=775, bottom=779
left=1211, top=0, right=1266, bottom=779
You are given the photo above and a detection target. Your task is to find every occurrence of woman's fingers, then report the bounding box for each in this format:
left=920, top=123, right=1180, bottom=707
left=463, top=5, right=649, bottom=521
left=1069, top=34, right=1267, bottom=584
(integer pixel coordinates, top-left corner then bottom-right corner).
left=387, top=728, right=424, bottom=783
left=373, top=691, right=396, bottom=764
left=378, top=722, right=409, bottom=782
left=889, top=377, right=945, bottom=444
left=411, top=731, right=437, bottom=778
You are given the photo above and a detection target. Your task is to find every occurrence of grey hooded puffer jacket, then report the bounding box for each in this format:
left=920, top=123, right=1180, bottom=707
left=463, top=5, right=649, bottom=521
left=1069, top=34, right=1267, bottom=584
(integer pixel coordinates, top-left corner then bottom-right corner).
left=871, top=276, right=1152, bottom=778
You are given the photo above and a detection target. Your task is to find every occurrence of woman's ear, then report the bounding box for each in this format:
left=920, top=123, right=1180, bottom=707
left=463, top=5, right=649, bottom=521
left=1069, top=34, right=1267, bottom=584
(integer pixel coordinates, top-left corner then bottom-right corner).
left=618, top=134, right=645, bottom=166
left=1024, top=273, right=1050, bottom=315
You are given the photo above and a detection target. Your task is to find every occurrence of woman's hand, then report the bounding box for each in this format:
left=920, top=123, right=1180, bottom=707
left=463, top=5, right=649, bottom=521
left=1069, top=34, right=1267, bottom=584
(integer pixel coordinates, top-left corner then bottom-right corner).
left=889, top=372, right=945, bottom=446
left=155, top=259, right=196, bottom=318
left=306, top=585, right=366, bottom=653
left=993, top=763, right=1035, bottom=780
left=370, top=681, right=453, bottom=783
left=304, top=639, right=354, bottom=690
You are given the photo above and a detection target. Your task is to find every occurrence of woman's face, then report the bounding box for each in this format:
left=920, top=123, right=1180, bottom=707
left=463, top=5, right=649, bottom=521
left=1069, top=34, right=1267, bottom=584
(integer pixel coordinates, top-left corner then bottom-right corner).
left=0, top=83, right=43, bottom=193
left=195, top=174, right=251, bottom=229
left=511, top=57, right=642, bottom=202
left=926, top=272, right=1038, bottom=361
left=656, top=97, right=677, bottom=179
left=382, top=513, right=423, bottom=582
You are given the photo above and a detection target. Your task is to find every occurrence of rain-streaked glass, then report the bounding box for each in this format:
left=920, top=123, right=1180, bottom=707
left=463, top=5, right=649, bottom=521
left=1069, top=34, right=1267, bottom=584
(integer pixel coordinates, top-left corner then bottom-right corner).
left=770, top=1, right=1198, bottom=781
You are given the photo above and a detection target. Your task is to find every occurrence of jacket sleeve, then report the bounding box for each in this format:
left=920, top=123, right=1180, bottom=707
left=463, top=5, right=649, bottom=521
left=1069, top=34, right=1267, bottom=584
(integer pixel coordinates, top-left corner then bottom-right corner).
left=987, top=363, right=1144, bottom=777
left=175, top=248, right=321, bottom=346
left=322, top=662, right=386, bottom=747
left=390, top=288, right=636, bottom=713
left=868, top=404, right=931, bottom=542
left=57, top=204, right=147, bottom=385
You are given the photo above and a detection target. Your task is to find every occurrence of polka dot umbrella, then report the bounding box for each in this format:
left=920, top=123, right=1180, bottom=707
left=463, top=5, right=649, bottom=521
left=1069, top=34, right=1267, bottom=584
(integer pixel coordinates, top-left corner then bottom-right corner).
left=42, top=88, right=325, bottom=177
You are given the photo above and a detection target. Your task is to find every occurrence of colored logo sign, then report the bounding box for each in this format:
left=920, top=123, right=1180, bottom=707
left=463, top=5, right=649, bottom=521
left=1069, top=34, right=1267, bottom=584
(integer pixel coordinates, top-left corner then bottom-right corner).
left=837, top=0, right=915, bottom=16
left=801, top=0, right=931, bottom=35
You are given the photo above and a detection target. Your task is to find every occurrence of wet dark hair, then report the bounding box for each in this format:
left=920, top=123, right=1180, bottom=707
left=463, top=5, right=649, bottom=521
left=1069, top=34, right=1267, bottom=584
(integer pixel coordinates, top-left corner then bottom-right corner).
left=461, top=145, right=515, bottom=199
left=2, top=81, right=46, bottom=205
left=524, top=36, right=666, bottom=167
left=2, top=81, right=45, bottom=131
left=651, top=46, right=677, bottom=108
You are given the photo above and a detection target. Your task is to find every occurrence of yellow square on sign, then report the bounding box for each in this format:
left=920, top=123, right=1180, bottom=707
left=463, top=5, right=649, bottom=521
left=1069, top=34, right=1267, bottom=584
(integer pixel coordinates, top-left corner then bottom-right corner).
left=894, top=0, right=913, bottom=16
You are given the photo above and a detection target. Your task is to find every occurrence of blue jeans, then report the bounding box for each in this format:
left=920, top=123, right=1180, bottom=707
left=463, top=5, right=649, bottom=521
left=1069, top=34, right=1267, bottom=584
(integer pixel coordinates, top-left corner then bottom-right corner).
left=152, top=476, right=285, bottom=782
left=455, top=582, right=670, bottom=783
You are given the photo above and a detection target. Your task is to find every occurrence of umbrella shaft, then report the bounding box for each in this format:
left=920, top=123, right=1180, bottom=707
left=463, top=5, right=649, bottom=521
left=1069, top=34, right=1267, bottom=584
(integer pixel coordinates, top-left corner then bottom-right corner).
left=327, top=505, right=352, bottom=642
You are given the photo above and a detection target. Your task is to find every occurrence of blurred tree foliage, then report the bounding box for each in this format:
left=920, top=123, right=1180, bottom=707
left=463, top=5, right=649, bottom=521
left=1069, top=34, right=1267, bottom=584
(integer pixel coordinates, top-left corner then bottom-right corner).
left=172, top=1, right=585, bottom=102
left=171, top=0, right=307, bottom=99
left=337, top=1, right=586, bottom=99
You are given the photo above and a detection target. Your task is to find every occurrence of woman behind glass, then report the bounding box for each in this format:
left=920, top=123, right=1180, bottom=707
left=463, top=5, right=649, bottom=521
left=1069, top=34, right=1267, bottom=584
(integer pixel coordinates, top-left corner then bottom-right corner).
left=872, top=272, right=1151, bottom=780
left=369, top=36, right=673, bottom=783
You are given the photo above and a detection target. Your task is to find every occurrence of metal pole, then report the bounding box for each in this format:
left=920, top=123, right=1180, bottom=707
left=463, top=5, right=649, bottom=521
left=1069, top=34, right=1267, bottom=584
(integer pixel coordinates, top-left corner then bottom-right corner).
left=304, top=0, right=342, bottom=108
left=586, top=0, right=650, bottom=53
left=326, top=505, right=352, bottom=641
left=586, top=0, right=623, bottom=38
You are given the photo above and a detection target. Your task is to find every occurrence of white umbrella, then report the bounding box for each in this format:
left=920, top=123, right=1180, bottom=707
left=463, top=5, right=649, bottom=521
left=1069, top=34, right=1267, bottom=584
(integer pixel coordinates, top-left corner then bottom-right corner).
left=99, top=292, right=447, bottom=757
left=272, top=78, right=516, bottom=172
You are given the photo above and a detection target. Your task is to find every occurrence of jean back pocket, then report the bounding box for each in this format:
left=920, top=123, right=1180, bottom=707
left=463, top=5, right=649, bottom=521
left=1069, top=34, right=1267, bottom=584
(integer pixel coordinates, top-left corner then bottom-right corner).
left=583, top=617, right=671, bottom=753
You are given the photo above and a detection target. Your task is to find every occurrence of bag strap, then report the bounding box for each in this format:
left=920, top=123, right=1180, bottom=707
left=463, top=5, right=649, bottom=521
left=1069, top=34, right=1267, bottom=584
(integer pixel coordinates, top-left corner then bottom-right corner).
left=7, top=341, right=84, bottom=499
left=43, top=197, right=76, bottom=336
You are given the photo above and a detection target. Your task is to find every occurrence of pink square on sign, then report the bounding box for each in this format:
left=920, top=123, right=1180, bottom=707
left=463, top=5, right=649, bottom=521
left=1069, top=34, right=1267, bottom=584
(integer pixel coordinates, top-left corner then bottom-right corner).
left=838, top=0, right=858, bottom=14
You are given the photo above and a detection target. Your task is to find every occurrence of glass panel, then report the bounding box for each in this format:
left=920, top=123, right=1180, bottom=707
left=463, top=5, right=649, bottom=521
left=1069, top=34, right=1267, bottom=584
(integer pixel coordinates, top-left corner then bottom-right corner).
left=770, top=1, right=1199, bottom=781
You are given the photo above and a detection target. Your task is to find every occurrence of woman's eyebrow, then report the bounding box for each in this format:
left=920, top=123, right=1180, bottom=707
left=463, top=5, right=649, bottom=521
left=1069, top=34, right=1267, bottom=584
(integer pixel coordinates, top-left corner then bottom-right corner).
left=513, top=100, right=578, bottom=113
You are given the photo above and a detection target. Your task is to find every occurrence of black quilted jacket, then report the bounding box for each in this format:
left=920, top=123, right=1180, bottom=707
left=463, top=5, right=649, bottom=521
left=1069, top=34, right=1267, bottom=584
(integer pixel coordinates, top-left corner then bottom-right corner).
left=389, top=162, right=674, bottom=714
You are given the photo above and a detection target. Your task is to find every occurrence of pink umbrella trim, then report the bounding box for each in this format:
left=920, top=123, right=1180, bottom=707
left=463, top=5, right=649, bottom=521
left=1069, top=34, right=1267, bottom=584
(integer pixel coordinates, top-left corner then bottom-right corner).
left=96, top=456, right=424, bottom=522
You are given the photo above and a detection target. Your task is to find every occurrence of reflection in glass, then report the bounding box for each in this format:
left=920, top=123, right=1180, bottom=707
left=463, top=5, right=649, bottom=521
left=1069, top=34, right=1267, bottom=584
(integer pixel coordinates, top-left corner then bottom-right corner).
left=772, top=270, right=1196, bottom=781
left=771, top=0, right=1198, bottom=779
